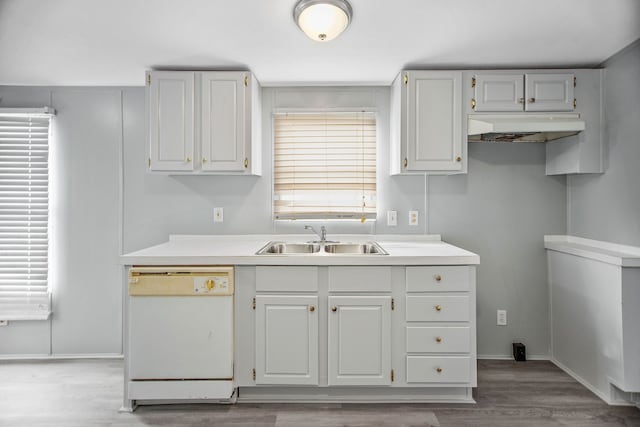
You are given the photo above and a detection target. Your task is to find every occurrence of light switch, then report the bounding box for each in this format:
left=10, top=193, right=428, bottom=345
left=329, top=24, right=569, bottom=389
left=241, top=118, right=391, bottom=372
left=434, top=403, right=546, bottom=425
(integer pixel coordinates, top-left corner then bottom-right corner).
left=214, top=207, right=224, bottom=223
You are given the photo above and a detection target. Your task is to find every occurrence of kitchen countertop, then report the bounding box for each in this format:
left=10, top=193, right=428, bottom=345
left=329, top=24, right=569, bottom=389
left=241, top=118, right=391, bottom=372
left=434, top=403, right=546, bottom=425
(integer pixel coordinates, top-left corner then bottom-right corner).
left=121, top=234, right=480, bottom=266
left=545, top=235, right=640, bottom=267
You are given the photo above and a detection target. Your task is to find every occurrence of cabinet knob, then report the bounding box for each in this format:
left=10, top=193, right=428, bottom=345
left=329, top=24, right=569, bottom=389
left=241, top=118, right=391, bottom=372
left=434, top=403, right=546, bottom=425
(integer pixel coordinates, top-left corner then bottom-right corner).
left=309, top=305, right=315, bottom=312
left=331, top=306, right=337, bottom=312
left=186, top=157, right=191, bottom=163
left=435, top=305, right=442, bottom=312
left=527, top=97, right=536, bottom=103
left=455, top=156, right=462, bottom=162
left=435, top=336, right=442, bottom=343
left=436, top=367, right=443, bottom=373
left=434, top=274, right=442, bottom=282
left=206, top=279, right=215, bottom=290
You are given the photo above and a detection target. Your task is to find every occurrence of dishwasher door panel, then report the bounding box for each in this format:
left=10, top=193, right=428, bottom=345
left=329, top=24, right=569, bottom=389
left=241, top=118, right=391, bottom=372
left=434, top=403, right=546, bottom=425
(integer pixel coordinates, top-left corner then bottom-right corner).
left=129, top=295, right=233, bottom=380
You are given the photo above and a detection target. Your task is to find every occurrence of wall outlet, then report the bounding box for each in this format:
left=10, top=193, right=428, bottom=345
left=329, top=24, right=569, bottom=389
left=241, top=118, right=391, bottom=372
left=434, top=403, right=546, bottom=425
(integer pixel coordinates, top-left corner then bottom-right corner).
left=214, top=207, right=224, bottom=223
left=387, top=210, right=397, bottom=226
left=497, top=309, right=507, bottom=326
left=409, top=210, right=419, bottom=226
left=0, top=320, right=8, bottom=326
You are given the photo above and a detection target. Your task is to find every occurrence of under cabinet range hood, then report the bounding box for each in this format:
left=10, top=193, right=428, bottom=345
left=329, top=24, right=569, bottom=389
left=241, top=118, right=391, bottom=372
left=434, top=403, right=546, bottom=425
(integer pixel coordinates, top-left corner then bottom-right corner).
left=467, top=113, right=586, bottom=143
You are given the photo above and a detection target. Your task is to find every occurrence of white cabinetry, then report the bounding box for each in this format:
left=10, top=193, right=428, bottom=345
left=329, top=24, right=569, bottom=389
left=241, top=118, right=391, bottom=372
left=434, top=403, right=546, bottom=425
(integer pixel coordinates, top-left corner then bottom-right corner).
left=328, top=296, right=391, bottom=386
left=472, top=73, right=575, bottom=112
left=255, top=295, right=318, bottom=385
left=146, top=70, right=261, bottom=175
left=391, top=70, right=464, bottom=174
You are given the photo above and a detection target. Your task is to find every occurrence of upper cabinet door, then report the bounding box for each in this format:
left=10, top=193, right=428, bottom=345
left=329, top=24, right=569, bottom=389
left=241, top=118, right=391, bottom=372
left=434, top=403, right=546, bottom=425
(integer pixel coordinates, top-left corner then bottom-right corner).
left=200, top=72, right=247, bottom=172
left=473, top=74, right=524, bottom=112
left=148, top=71, right=195, bottom=171
left=406, top=71, right=463, bottom=172
left=525, top=73, right=575, bottom=112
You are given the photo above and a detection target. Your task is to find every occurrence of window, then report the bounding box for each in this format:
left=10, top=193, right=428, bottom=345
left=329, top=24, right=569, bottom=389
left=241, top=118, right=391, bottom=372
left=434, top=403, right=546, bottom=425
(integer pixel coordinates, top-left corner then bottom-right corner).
left=273, top=111, right=376, bottom=220
left=0, top=110, right=52, bottom=320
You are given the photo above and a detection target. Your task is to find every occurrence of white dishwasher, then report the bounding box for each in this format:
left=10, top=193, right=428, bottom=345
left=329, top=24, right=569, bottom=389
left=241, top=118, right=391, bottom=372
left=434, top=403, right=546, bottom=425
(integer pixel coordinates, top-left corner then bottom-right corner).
left=127, top=266, right=234, bottom=402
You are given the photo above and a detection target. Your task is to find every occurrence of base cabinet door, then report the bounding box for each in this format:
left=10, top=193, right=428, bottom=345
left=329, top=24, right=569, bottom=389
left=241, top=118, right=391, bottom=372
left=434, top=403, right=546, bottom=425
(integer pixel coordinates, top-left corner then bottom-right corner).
left=328, top=296, right=391, bottom=386
left=255, top=295, right=318, bottom=385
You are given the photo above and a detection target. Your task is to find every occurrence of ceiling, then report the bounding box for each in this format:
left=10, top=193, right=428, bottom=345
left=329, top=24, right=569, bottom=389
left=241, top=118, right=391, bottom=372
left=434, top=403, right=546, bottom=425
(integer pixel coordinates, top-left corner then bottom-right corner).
left=1, top=0, right=639, bottom=86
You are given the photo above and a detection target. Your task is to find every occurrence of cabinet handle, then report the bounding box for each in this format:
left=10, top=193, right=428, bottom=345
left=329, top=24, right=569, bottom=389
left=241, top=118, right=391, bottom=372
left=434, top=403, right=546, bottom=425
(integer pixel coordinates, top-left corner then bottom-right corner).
left=309, top=305, right=315, bottom=312
left=436, top=367, right=443, bottom=373
left=434, top=274, right=442, bottom=282
left=186, top=157, right=191, bottom=163
left=435, top=336, right=442, bottom=343
left=331, top=306, right=337, bottom=312
left=435, top=305, right=442, bottom=312
left=527, top=97, right=536, bottom=103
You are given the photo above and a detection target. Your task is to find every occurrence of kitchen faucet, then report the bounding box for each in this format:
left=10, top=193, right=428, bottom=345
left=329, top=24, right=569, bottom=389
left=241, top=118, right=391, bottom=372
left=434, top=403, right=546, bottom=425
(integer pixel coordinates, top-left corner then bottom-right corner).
left=304, top=225, right=327, bottom=243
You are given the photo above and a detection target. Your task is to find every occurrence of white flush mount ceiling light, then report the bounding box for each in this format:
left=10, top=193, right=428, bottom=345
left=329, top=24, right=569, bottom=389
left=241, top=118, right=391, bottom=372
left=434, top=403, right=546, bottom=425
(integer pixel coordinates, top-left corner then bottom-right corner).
left=293, top=0, right=353, bottom=42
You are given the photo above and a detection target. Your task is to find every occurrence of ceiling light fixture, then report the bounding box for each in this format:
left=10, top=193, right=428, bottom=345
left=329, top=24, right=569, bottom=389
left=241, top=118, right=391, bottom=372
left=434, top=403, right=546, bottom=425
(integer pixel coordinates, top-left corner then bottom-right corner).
left=293, top=0, right=353, bottom=42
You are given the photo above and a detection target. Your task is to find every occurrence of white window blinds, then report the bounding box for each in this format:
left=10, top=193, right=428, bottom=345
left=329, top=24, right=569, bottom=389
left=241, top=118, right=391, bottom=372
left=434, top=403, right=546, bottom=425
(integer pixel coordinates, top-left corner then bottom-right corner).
left=0, top=112, right=52, bottom=320
left=273, top=112, right=376, bottom=220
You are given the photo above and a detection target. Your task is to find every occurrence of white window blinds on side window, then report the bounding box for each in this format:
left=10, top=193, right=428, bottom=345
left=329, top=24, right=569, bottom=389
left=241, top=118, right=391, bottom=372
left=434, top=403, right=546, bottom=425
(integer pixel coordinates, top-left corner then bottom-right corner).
left=273, top=112, right=376, bottom=220
left=0, top=113, right=51, bottom=320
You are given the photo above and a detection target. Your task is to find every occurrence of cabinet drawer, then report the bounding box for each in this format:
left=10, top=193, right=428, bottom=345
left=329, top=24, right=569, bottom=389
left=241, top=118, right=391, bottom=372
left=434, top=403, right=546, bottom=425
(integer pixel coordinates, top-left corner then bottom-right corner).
left=256, top=266, right=318, bottom=292
left=406, top=356, right=471, bottom=383
left=328, top=267, right=391, bottom=292
left=406, top=296, right=470, bottom=322
left=406, top=266, right=469, bottom=292
left=406, top=327, right=470, bottom=353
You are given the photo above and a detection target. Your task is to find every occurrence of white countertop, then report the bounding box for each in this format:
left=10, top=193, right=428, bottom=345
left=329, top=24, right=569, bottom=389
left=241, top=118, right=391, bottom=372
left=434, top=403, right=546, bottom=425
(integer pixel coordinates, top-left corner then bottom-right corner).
left=544, top=235, right=640, bottom=267
left=121, top=234, right=480, bottom=266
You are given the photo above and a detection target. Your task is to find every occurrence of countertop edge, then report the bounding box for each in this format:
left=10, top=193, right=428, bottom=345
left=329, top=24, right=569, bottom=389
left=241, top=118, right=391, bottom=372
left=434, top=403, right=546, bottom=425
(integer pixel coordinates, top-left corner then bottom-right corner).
left=544, top=235, right=640, bottom=268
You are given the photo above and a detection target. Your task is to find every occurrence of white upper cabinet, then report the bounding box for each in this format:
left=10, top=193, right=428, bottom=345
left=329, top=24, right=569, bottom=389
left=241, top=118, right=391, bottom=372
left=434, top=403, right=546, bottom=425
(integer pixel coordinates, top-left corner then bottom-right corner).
left=472, top=73, right=575, bottom=112
left=146, top=70, right=261, bottom=175
left=148, top=71, right=195, bottom=171
left=391, top=70, right=465, bottom=175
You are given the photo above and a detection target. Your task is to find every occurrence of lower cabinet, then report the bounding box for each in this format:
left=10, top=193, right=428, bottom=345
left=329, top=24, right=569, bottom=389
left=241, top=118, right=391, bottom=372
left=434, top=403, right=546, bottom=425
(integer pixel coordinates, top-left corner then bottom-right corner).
left=328, top=296, right=392, bottom=386
left=255, top=295, right=318, bottom=385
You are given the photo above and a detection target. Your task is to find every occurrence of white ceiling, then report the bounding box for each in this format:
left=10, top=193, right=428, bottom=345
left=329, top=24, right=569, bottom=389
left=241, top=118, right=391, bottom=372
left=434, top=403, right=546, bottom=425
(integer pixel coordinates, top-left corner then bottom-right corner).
left=1, top=0, right=639, bottom=86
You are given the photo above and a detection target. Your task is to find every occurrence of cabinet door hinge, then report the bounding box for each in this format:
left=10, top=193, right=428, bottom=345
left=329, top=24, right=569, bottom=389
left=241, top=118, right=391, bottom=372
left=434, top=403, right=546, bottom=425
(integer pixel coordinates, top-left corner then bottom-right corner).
left=403, top=158, right=408, bottom=168
left=244, top=75, right=249, bottom=87
left=391, top=298, right=395, bottom=311
left=147, top=158, right=151, bottom=168
left=573, top=76, right=577, bottom=88
left=252, top=297, right=256, bottom=310
left=391, top=369, right=395, bottom=382
left=471, top=98, right=476, bottom=109
left=244, top=158, right=249, bottom=169
left=146, top=74, right=151, bottom=86
left=471, top=77, right=476, bottom=88
left=252, top=368, right=256, bottom=381
left=573, top=98, right=577, bottom=109
left=403, top=74, right=408, bottom=85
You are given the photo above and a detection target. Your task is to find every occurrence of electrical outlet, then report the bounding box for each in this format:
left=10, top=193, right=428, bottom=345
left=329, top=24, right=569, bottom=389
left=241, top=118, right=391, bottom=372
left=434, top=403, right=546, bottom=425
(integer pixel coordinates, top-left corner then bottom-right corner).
left=0, top=320, right=8, bottom=326
left=497, top=309, right=507, bottom=326
left=387, top=210, right=397, bottom=226
left=409, top=210, right=419, bottom=226
left=214, top=207, right=224, bottom=223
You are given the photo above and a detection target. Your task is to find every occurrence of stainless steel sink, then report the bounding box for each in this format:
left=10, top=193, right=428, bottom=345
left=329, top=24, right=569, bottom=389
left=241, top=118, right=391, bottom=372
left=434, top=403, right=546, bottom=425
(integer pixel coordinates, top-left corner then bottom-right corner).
left=256, top=241, right=388, bottom=255
left=323, top=242, right=388, bottom=255
left=256, top=242, right=321, bottom=255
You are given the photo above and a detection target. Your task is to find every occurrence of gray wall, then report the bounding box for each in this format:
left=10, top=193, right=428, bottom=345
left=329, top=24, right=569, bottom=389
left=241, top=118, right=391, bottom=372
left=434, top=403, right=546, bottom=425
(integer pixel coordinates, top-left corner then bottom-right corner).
left=1, top=85, right=567, bottom=358
left=0, top=87, right=123, bottom=356
left=567, top=39, right=640, bottom=246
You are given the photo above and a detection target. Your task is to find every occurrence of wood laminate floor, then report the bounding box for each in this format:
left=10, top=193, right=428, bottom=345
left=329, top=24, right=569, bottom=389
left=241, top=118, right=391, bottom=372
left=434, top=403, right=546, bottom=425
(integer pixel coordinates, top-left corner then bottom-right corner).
left=0, top=359, right=638, bottom=427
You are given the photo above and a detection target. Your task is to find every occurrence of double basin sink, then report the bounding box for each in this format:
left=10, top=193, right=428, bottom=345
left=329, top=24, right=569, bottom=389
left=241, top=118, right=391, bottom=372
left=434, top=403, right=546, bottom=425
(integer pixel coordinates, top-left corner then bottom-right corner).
left=256, top=241, right=388, bottom=256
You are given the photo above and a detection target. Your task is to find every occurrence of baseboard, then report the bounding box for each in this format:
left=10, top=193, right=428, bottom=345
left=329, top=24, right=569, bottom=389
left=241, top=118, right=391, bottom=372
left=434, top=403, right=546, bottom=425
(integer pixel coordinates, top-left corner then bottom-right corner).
left=549, top=357, right=635, bottom=406
left=477, top=354, right=550, bottom=361
left=0, top=353, right=123, bottom=361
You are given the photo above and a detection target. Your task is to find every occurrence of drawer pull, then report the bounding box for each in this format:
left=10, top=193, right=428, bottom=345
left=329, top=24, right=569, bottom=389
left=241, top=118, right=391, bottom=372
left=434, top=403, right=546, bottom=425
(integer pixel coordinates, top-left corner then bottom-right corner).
left=435, top=336, right=442, bottom=343
left=434, top=274, right=442, bottom=282
left=435, top=305, right=442, bottom=312
left=436, top=367, right=443, bottom=373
